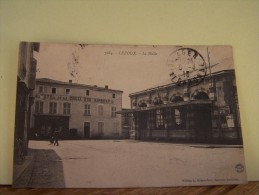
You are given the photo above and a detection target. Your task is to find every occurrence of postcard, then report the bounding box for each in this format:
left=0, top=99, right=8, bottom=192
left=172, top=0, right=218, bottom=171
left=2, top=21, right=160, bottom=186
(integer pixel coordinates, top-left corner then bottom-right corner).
left=12, top=43, right=246, bottom=188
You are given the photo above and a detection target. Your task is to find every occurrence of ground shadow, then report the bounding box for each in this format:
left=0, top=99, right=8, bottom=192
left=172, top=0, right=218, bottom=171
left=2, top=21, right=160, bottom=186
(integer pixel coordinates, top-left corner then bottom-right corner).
left=13, top=148, right=65, bottom=188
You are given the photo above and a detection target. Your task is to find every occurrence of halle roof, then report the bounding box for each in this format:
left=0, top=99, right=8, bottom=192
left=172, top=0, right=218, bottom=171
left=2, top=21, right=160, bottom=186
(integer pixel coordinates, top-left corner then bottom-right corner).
left=129, top=69, right=235, bottom=97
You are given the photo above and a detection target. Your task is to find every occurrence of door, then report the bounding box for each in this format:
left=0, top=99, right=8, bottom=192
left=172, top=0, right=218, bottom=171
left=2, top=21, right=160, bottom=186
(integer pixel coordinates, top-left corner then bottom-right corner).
left=98, top=122, right=104, bottom=138
left=194, top=104, right=212, bottom=142
left=84, top=122, right=90, bottom=139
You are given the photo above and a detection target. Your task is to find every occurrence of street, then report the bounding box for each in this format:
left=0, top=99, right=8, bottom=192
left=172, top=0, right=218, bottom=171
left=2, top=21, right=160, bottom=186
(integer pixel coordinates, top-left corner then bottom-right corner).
left=13, top=140, right=246, bottom=188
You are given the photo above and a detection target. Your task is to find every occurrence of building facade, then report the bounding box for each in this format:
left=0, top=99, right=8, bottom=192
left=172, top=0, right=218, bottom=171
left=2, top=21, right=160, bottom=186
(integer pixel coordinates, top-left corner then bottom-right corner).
left=15, top=42, right=39, bottom=156
left=125, top=70, right=242, bottom=144
left=32, top=78, right=123, bottom=139
left=121, top=108, right=133, bottom=139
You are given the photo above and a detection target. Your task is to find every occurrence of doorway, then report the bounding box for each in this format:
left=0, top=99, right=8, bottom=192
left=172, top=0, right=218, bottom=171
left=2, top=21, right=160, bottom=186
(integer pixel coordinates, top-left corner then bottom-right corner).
left=84, top=122, right=90, bottom=139
left=193, top=104, right=212, bottom=142
left=97, top=122, right=104, bottom=138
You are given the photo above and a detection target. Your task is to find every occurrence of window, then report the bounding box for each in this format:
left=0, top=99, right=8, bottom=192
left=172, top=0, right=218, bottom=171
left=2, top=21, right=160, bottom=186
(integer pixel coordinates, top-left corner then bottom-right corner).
left=65, top=88, right=70, bottom=95
left=84, top=104, right=91, bottom=115
left=112, top=93, right=115, bottom=98
left=111, top=107, right=116, bottom=117
left=98, top=105, right=104, bottom=116
left=35, top=101, right=43, bottom=113
left=63, top=103, right=71, bottom=115
left=39, top=86, right=44, bottom=93
left=52, top=87, right=56, bottom=94
left=175, top=109, right=181, bottom=125
left=86, top=90, right=90, bottom=96
left=156, top=109, right=164, bottom=129
left=49, top=102, right=57, bottom=114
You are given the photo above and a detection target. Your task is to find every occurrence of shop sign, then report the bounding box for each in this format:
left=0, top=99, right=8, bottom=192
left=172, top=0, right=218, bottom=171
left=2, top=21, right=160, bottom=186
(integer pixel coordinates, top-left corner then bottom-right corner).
left=35, top=94, right=114, bottom=104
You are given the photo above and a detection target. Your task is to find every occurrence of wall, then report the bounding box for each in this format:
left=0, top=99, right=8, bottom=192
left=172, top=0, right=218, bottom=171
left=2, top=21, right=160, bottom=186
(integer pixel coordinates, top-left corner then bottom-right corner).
left=33, top=81, right=122, bottom=138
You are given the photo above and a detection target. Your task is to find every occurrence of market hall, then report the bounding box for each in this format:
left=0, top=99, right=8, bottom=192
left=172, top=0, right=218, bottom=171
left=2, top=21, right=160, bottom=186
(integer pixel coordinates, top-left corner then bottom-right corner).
left=118, top=47, right=242, bottom=145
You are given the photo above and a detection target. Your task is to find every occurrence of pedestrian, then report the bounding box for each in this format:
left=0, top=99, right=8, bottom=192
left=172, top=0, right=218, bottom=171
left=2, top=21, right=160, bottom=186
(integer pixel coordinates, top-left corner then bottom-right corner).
left=53, top=129, right=60, bottom=146
left=49, top=135, right=54, bottom=145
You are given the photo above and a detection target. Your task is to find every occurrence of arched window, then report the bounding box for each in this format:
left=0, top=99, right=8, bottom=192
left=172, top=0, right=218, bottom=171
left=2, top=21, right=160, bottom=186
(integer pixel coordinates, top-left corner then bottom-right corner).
left=193, top=91, right=209, bottom=100
left=170, top=95, right=184, bottom=102
left=138, top=100, right=147, bottom=107
left=132, top=101, right=137, bottom=108
left=153, top=97, right=163, bottom=105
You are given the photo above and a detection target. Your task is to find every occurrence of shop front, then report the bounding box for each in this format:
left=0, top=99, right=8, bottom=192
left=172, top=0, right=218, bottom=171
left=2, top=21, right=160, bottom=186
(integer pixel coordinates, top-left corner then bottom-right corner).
left=34, top=114, right=70, bottom=139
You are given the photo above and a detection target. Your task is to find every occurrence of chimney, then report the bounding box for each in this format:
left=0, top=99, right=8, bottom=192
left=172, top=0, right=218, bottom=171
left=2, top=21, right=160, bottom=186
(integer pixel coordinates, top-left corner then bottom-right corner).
left=105, top=85, right=108, bottom=89
left=69, top=80, right=72, bottom=83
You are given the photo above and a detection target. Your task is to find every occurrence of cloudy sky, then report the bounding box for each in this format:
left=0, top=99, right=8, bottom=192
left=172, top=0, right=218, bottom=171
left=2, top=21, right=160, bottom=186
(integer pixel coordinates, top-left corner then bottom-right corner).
left=34, top=43, right=234, bottom=108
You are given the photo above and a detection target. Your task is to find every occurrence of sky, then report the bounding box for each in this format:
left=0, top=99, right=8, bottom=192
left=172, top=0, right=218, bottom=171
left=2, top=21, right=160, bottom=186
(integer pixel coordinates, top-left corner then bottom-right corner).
left=34, top=43, right=234, bottom=108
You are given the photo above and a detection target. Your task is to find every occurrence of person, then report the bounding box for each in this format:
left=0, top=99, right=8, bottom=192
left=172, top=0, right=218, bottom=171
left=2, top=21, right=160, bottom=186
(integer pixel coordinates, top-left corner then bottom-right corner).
left=49, top=135, right=54, bottom=145
left=53, top=129, right=60, bottom=146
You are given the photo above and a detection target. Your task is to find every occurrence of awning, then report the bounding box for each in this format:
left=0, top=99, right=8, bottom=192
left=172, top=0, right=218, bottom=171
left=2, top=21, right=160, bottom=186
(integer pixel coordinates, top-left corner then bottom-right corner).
left=116, top=110, right=135, bottom=114
left=34, top=113, right=71, bottom=117
left=116, top=99, right=212, bottom=114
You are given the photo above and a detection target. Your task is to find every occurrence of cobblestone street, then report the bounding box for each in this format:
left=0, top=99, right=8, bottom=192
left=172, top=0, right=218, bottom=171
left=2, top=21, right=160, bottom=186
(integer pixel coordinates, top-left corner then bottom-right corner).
left=13, top=140, right=246, bottom=188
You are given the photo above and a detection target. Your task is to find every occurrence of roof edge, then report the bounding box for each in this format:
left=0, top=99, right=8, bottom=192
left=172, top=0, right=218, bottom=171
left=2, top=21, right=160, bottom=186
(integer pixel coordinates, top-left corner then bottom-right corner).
left=129, top=69, right=235, bottom=97
left=36, top=78, right=123, bottom=93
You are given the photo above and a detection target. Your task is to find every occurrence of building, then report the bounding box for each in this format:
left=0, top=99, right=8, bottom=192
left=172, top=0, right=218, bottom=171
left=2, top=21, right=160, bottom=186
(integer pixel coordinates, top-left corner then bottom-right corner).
left=121, top=108, right=133, bottom=139
left=15, top=42, right=39, bottom=156
left=31, top=78, right=123, bottom=139
left=122, top=69, right=242, bottom=144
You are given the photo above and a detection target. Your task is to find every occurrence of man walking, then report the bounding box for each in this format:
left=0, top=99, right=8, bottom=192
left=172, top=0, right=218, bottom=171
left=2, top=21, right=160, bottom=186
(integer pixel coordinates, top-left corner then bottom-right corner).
left=53, top=128, right=60, bottom=146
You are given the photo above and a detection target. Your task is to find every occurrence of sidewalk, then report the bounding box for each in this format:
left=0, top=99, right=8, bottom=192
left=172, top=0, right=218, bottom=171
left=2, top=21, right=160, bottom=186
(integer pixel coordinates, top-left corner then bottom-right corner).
left=13, top=146, right=65, bottom=188
left=13, top=149, right=35, bottom=184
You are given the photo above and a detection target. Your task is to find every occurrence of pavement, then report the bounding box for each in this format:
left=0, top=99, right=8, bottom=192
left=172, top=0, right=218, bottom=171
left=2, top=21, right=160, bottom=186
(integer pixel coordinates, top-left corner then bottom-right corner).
left=13, top=149, right=35, bottom=183
left=13, top=140, right=247, bottom=188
